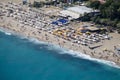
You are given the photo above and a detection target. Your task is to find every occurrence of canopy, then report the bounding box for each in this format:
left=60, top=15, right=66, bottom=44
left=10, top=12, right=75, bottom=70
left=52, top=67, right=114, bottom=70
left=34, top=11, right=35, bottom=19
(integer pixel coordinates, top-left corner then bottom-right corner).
left=87, top=27, right=99, bottom=31
left=67, top=6, right=94, bottom=15
left=60, top=10, right=80, bottom=19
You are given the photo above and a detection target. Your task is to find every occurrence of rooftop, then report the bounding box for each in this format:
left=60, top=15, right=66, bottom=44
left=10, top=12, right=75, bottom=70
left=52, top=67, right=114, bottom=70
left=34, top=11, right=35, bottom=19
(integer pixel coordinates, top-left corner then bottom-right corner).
left=67, top=6, right=94, bottom=15
left=60, top=6, right=94, bottom=19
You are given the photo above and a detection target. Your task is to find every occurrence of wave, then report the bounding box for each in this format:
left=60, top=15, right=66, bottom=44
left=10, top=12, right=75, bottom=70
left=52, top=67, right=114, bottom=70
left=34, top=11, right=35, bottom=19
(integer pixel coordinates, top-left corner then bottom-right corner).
left=0, top=28, right=12, bottom=35
left=37, top=42, right=120, bottom=69
left=5, top=32, right=12, bottom=35
left=59, top=49, right=120, bottom=69
left=28, top=37, right=49, bottom=45
left=40, top=42, right=120, bottom=69
left=0, top=27, right=120, bottom=69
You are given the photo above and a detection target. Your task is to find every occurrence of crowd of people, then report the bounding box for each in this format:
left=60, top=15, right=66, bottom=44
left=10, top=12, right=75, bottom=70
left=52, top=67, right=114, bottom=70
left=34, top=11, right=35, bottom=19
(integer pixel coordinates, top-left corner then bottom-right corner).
left=53, top=27, right=110, bottom=46
left=0, top=2, right=110, bottom=49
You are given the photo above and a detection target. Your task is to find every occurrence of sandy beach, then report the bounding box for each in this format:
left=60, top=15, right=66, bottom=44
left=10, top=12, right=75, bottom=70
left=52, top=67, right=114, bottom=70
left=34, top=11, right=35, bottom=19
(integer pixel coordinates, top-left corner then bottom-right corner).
left=0, top=1, right=120, bottom=67
left=0, top=16, right=120, bottom=66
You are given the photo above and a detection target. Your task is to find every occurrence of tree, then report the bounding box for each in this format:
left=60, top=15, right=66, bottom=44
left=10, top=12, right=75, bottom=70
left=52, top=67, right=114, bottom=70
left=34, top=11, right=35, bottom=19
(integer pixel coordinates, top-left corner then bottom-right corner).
left=116, top=22, right=120, bottom=33
left=23, top=0, right=27, bottom=5
left=81, top=13, right=91, bottom=21
left=33, top=1, right=41, bottom=8
left=89, top=1, right=101, bottom=9
left=117, top=22, right=120, bottom=28
left=117, top=8, right=120, bottom=19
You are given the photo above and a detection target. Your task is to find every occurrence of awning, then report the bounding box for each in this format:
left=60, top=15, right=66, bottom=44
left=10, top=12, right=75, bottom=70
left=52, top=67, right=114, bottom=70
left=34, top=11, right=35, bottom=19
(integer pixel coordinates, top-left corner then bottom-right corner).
left=87, top=27, right=99, bottom=31
left=60, top=10, right=80, bottom=19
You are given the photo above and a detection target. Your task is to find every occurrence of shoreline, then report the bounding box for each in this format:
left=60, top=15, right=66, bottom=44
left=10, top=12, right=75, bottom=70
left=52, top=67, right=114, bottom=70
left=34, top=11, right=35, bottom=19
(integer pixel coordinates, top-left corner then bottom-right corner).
left=1, top=16, right=120, bottom=68
left=0, top=26, right=120, bottom=69
left=0, top=2, right=120, bottom=68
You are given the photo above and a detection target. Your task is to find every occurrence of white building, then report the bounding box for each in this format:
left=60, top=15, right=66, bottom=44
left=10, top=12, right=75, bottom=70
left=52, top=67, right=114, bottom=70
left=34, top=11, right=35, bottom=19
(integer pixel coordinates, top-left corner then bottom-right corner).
left=60, top=6, right=95, bottom=19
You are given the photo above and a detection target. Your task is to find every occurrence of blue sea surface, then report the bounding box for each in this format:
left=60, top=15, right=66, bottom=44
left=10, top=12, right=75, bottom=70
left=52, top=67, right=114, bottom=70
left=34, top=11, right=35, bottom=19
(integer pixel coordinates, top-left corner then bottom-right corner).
left=0, top=31, right=120, bottom=80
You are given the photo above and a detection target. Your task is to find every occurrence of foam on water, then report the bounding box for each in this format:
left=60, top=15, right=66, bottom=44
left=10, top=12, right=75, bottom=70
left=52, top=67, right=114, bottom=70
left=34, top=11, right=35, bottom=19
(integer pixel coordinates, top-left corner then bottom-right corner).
left=0, top=28, right=12, bottom=35
left=0, top=28, right=120, bottom=69
left=48, top=44, right=120, bottom=69
left=28, top=37, right=47, bottom=44
left=5, top=32, right=12, bottom=35
left=32, top=39, right=120, bottom=69
left=64, top=50, right=120, bottom=69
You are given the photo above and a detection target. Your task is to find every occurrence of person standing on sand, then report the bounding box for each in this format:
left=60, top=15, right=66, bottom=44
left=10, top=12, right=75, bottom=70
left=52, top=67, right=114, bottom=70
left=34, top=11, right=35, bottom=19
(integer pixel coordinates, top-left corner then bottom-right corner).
left=114, top=46, right=116, bottom=50
left=83, top=49, right=86, bottom=54
left=91, top=52, right=94, bottom=56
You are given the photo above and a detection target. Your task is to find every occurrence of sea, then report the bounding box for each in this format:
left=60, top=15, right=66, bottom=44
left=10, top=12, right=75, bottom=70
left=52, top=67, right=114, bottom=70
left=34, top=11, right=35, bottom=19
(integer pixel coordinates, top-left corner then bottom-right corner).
left=0, top=29, right=120, bottom=80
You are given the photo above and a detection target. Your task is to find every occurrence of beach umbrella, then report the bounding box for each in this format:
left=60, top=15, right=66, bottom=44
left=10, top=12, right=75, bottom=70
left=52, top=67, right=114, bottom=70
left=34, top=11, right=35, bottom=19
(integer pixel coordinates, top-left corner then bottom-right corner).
left=100, top=28, right=105, bottom=30
left=86, top=31, right=91, bottom=35
left=103, top=48, right=107, bottom=51
left=77, top=32, right=82, bottom=35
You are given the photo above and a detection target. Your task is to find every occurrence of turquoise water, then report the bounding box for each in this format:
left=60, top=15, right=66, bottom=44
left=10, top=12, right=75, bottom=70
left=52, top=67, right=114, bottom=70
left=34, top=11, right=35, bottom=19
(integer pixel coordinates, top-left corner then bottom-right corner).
left=0, top=31, right=120, bottom=80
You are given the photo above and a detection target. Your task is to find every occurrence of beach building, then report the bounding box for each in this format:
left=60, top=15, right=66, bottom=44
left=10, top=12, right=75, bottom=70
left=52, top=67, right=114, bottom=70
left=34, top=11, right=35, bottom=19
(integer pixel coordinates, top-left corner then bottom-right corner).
left=60, top=6, right=95, bottom=19
left=91, top=0, right=106, bottom=3
left=98, top=0, right=106, bottom=4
